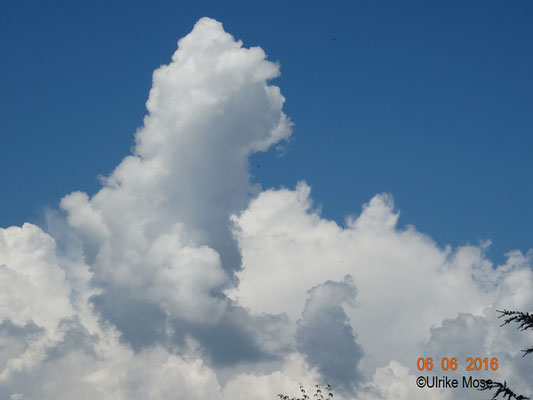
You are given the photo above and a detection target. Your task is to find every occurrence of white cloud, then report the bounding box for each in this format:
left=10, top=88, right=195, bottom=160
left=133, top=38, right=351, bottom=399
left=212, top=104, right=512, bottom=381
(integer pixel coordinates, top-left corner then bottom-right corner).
left=57, top=17, right=292, bottom=335
left=0, top=224, right=73, bottom=330
left=1, top=16, right=532, bottom=400
left=0, top=223, right=75, bottom=382
left=359, top=361, right=450, bottom=400
left=229, top=182, right=533, bottom=391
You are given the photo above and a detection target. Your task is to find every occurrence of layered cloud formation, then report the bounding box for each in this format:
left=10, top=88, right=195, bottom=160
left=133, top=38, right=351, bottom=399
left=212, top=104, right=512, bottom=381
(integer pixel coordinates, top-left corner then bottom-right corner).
left=1, top=17, right=532, bottom=399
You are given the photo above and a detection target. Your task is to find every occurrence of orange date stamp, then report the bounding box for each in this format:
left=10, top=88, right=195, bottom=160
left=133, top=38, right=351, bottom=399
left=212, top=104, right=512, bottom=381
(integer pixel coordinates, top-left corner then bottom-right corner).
left=417, top=357, right=498, bottom=372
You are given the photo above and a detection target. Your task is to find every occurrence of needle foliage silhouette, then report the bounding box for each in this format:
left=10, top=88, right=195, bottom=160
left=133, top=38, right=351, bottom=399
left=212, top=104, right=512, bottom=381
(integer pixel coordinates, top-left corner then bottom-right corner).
left=478, top=310, right=532, bottom=400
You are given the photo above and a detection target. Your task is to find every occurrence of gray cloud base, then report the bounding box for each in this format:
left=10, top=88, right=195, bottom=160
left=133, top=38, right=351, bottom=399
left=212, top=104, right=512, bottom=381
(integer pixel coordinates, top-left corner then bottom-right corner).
left=297, top=276, right=364, bottom=394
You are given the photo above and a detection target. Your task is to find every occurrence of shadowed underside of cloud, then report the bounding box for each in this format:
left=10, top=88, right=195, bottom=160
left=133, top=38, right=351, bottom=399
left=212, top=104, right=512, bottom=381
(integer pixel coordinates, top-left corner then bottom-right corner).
left=0, top=16, right=532, bottom=400
left=296, top=276, right=364, bottom=394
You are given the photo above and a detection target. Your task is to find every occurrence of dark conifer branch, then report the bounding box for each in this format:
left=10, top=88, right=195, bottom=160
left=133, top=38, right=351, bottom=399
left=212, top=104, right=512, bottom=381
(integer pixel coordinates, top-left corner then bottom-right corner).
left=478, top=310, right=533, bottom=399
left=479, top=380, right=530, bottom=400
left=497, top=310, right=533, bottom=356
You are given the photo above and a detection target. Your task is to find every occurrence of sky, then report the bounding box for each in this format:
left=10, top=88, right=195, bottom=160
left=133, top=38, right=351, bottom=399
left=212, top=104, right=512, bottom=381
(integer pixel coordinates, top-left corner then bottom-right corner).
left=1, top=1, right=533, bottom=399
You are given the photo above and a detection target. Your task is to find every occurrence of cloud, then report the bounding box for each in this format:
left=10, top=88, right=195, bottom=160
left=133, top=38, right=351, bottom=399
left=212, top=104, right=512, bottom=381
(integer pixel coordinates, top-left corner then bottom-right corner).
left=58, top=16, right=293, bottom=357
left=229, top=182, right=533, bottom=392
left=0, top=223, right=75, bottom=383
left=60, top=17, right=291, bottom=274
left=1, top=16, right=532, bottom=400
left=0, top=224, right=73, bottom=330
left=358, top=361, right=450, bottom=400
left=424, top=312, right=533, bottom=399
left=296, top=276, right=364, bottom=393
left=1, top=17, right=297, bottom=398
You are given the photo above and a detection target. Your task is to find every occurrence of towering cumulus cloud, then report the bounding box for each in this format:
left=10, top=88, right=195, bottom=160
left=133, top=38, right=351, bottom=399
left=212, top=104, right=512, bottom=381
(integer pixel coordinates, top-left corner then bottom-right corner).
left=61, top=17, right=292, bottom=350
left=1, top=17, right=532, bottom=400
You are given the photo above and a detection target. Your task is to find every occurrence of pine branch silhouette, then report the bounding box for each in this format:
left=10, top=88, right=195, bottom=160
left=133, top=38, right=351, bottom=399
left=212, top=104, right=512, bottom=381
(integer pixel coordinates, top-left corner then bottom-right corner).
left=277, top=383, right=333, bottom=400
left=478, top=310, right=533, bottom=399
left=479, top=380, right=530, bottom=400
left=497, top=310, right=533, bottom=356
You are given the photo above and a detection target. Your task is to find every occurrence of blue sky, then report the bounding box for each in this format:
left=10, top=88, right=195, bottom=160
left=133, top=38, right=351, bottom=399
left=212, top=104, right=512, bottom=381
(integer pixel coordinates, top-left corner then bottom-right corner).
left=2, top=1, right=532, bottom=263
left=1, top=3, right=533, bottom=399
